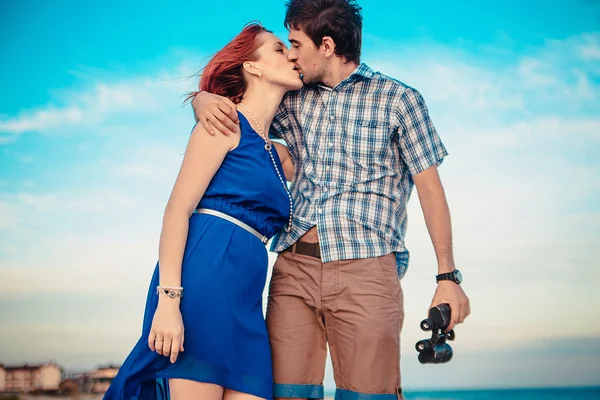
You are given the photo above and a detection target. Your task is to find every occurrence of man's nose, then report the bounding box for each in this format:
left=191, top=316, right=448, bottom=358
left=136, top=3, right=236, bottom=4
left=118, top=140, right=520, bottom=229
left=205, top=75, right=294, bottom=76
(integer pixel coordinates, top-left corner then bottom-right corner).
left=287, top=50, right=298, bottom=62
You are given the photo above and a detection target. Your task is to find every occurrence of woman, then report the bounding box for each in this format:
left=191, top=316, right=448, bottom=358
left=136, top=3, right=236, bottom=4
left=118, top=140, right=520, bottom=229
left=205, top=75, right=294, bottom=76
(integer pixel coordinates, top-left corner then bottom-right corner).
left=104, top=23, right=301, bottom=400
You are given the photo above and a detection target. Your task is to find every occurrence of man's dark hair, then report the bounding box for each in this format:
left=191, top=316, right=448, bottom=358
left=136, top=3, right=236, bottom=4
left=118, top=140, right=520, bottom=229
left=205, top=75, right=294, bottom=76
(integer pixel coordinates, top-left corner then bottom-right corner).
left=284, top=0, right=362, bottom=64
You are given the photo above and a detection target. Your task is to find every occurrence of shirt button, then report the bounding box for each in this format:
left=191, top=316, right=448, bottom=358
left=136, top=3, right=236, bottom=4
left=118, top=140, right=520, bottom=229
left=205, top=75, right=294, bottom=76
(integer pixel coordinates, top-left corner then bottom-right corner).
left=326, top=166, right=330, bottom=171
left=323, top=187, right=328, bottom=192
left=317, top=208, right=322, bottom=214
left=328, top=142, right=333, bottom=147
left=329, top=115, right=335, bottom=121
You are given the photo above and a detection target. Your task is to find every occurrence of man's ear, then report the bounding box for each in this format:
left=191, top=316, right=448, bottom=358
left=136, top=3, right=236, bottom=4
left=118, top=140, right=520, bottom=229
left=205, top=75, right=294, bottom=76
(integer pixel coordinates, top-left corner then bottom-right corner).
left=321, top=36, right=336, bottom=57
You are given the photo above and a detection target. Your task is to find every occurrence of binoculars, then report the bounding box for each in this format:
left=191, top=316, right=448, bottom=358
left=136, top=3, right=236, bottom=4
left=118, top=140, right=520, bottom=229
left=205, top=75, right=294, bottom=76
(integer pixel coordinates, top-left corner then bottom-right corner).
left=415, top=303, right=455, bottom=364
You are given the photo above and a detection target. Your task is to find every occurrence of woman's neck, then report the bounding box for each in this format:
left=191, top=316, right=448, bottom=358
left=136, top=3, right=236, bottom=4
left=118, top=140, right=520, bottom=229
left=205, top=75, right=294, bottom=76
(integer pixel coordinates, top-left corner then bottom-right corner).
left=238, top=85, right=286, bottom=136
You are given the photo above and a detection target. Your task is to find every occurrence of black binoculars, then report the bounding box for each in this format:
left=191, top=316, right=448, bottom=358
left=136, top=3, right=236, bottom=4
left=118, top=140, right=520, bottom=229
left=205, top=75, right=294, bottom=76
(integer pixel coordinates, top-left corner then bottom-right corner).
left=415, top=303, right=455, bottom=364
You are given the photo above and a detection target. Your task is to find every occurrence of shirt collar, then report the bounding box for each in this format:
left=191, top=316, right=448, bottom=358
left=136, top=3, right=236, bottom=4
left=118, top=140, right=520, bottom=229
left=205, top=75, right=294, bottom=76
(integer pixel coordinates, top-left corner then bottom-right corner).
left=316, top=63, right=375, bottom=91
left=349, top=63, right=375, bottom=80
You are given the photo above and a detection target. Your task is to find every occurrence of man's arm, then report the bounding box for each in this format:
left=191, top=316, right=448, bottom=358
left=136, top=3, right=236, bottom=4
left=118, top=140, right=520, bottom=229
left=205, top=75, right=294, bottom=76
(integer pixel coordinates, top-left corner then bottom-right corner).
left=190, top=91, right=291, bottom=141
left=191, top=92, right=239, bottom=136
left=273, top=142, right=295, bottom=181
left=396, top=87, right=470, bottom=330
left=413, top=166, right=470, bottom=330
left=413, top=166, right=454, bottom=273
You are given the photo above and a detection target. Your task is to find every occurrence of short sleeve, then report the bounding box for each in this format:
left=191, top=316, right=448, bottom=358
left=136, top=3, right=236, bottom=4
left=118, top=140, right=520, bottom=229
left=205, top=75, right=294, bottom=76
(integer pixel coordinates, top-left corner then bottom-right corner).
left=396, top=88, right=448, bottom=176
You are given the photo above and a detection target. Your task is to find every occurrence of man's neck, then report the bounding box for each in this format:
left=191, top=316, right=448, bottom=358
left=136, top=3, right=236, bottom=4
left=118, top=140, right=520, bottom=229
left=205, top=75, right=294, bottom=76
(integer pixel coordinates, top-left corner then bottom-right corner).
left=321, top=59, right=360, bottom=88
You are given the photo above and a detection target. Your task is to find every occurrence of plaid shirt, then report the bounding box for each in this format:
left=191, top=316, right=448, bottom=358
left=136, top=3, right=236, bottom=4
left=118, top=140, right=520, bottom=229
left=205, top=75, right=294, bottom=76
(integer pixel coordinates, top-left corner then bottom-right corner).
left=269, top=63, right=448, bottom=278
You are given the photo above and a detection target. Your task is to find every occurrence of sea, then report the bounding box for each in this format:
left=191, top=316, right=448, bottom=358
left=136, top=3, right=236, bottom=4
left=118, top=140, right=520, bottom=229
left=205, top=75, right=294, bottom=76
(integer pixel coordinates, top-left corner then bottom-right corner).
left=17, top=386, right=600, bottom=399
left=325, top=386, right=600, bottom=399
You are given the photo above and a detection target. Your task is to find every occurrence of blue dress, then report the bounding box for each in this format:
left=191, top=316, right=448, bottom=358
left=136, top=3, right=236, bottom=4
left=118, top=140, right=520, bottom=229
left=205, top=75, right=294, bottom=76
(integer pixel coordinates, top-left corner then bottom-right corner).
left=104, top=113, right=290, bottom=400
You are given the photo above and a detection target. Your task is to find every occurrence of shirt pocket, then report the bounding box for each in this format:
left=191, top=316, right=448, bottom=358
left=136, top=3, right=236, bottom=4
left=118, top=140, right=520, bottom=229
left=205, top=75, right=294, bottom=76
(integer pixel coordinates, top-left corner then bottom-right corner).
left=342, top=119, right=393, bottom=183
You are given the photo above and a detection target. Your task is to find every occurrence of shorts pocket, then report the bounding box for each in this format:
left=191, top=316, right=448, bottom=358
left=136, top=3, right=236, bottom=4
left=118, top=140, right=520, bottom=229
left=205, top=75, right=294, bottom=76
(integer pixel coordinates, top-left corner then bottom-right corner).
left=374, top=254, right=401, bottom=303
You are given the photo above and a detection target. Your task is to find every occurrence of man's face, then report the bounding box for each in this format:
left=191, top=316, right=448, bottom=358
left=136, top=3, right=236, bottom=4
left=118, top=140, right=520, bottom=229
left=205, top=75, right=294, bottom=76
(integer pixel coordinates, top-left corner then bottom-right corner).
left=287, top=28, right=325, bottom=84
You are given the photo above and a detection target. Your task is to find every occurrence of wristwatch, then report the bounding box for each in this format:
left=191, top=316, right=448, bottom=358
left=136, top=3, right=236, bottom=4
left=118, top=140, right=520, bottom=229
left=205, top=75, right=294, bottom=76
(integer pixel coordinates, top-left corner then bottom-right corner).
left=436, top=269, right=463, bottom=285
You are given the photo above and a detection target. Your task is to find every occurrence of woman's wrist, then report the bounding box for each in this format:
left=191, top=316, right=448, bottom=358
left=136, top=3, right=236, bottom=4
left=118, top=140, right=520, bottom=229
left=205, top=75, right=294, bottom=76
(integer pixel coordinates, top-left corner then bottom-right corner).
left=157, top=295, right=181, bottom=308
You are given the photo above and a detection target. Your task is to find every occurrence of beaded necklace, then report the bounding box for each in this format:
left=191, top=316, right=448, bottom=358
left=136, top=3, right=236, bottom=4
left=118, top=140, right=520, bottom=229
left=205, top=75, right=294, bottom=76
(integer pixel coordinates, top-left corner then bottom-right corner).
left=238, top=102, right=293, bottom=232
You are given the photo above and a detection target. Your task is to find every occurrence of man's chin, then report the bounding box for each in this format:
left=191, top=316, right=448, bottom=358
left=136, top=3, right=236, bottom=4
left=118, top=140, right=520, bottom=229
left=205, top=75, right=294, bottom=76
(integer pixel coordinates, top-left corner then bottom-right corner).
left=300, top=75, right=317, bottom=85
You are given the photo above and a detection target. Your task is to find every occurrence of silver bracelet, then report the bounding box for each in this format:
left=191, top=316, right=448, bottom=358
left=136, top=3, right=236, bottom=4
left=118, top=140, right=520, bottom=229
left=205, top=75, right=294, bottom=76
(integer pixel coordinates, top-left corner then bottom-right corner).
left=156, top=286, right=184, bottom=299
left=157, top=285, right=183, bottom=291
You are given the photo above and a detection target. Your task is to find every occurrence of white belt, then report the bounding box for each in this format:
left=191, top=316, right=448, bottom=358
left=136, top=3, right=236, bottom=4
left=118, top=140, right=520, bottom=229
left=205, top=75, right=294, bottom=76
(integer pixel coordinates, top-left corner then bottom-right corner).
left=193, top=208, right=268, bottom=244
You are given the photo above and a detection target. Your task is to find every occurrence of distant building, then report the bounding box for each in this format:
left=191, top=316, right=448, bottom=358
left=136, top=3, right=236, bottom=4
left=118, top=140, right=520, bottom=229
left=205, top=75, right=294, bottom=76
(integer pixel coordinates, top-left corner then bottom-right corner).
left=0, top=362, right=62, bottom=393
left=90, top=365, right=120, bottom=393
left=58, top=378, right=80, bottom=395
left=62, top=371, right=94, bottom=394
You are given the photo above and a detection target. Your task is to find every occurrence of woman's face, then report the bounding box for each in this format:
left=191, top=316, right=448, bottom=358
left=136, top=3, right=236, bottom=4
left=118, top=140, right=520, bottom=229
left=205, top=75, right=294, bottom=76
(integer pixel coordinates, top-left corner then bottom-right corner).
left=251, top=32, right=303, bottom=91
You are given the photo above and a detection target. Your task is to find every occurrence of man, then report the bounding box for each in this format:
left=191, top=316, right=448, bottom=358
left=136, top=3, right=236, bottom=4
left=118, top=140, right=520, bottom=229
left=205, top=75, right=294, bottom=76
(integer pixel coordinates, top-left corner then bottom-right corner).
left=193, top=1, right=470, bottom=398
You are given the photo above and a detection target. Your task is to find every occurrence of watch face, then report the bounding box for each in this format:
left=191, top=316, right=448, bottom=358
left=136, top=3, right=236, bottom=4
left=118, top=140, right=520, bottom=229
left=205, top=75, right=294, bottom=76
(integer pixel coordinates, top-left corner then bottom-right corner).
left=455, top=270, right=463, bottom=283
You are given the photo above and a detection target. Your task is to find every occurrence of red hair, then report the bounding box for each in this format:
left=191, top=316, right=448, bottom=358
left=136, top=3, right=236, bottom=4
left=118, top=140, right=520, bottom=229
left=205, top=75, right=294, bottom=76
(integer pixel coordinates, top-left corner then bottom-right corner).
left=187, top=23, right=270, bottom=104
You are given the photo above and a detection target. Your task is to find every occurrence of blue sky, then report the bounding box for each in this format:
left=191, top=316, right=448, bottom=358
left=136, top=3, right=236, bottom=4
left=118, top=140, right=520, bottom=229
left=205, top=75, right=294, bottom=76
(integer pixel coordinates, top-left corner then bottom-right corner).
left=1, top=0, right=599, bottom=391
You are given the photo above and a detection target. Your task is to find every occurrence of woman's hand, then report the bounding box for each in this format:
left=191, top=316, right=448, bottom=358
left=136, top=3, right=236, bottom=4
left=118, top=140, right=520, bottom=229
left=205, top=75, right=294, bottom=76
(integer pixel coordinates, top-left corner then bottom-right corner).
left=148, top=300, right=185, bottom=363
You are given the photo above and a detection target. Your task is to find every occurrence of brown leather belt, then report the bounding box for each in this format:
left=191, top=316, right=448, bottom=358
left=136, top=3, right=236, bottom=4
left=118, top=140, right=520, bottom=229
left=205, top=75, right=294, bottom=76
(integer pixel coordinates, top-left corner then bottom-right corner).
left=282, top=241, right=321, bottom=259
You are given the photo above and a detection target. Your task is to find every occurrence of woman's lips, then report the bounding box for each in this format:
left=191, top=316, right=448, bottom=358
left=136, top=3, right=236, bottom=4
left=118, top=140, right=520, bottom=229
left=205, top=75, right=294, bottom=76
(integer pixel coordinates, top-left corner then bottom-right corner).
left=292, top=66, right=303, bottom=80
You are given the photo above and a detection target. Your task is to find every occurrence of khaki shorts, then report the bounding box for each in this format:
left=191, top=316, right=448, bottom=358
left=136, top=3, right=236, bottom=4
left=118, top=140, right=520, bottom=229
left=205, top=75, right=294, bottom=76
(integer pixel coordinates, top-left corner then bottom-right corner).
left=266, top=246, right=405, bottom=400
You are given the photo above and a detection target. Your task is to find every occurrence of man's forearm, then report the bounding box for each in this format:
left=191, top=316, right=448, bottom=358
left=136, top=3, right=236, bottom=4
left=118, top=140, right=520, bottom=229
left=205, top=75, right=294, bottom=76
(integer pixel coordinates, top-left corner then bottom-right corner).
left=414, top=168, right=455, bottom=274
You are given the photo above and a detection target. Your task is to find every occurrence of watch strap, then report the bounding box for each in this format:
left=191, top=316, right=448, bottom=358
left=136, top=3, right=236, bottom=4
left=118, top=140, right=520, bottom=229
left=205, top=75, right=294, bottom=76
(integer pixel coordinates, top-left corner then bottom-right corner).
left=436, top=270, right=460, bottom=284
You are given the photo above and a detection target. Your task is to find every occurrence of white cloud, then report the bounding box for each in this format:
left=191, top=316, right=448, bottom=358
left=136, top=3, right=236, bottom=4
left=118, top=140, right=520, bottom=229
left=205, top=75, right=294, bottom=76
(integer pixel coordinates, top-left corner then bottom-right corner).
left=0, top=199, right=18, bottom=230
left=518, top=57, right=558, bottom=88
left=371, top=56, right=523, bottom=113
left=0, top=107, right=84, bottom=133
left=0, top=63, right=200, bottom=138
left=112, top=142, right=184, bottom=179
left=453, top=118, right=600, bottom=158
left=575, top=32, right=600, bottom=60
left=371, top=31, right=600, bottom=121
